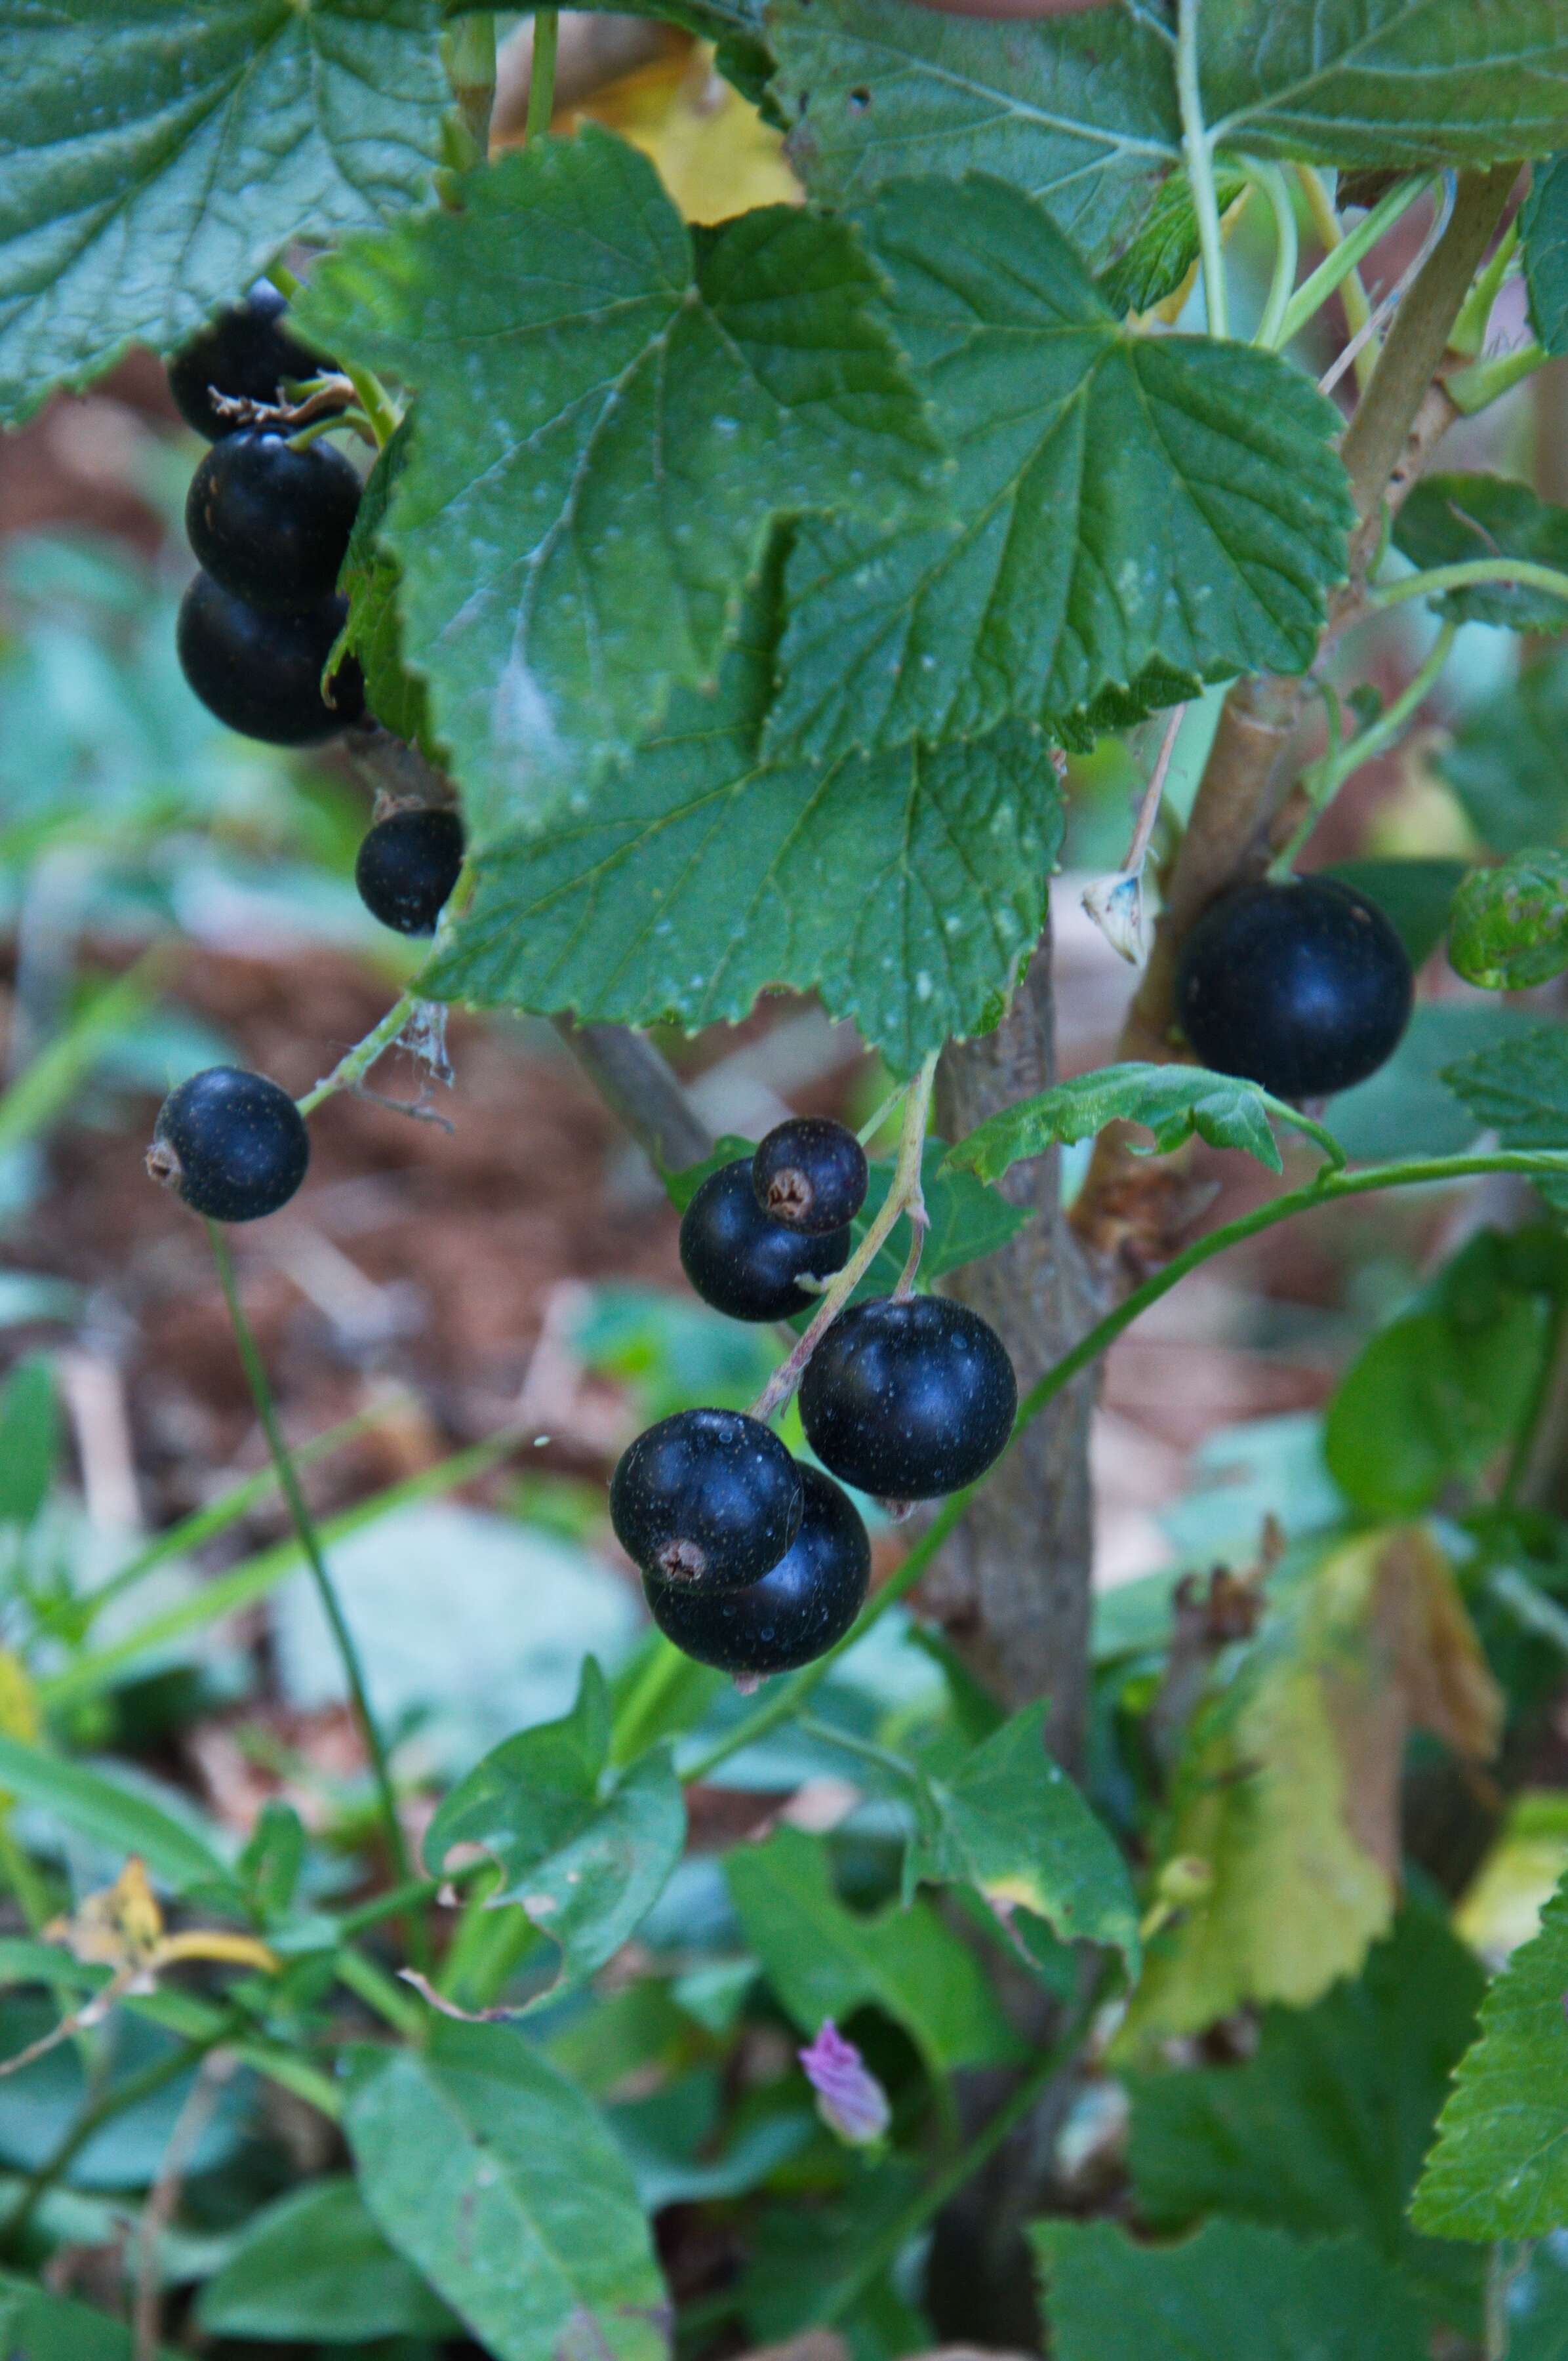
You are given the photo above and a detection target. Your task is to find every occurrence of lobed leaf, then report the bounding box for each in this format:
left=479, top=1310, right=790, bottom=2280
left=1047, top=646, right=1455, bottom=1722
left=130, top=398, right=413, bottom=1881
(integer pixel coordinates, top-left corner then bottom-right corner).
left=944, top=1061, right=1315, bottom=1184
left=422, top=567, right=1064, bottom=1078
left=1442, top=1024, right=1568, bottom=1210
left=1393, top=472, right=1568, bottom=631
left=423, top=1659, right=685, bottom=2006
left=1523, top=152, right=1568, bottom=355
left=1448, top=849, right=1568, bottom=990
left=1413, top=1864, right=1568, bottom=2238
left=0, top=0, right=449, bottom=422
left=1439, top=643, right=1568, bottom=853
left=766, top=175, right=1353, bottom=764
left=1035, top=2220, right=1430, bottom=2361
left=345, top=2019, right=670, bottom=2361
left=296, top=129, right=944, bottom=829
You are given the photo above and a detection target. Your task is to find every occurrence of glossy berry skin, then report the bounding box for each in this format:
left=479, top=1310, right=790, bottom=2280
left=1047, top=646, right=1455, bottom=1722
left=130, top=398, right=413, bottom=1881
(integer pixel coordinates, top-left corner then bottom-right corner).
left=644, top=1464, right=869, bottom=1676
left=611, top=1407, right=803, bottom=1590
left=799, top=1295, right=1016, bottom=1501
left=355, top=809, right=466, bottom=936
left=168, top=288, right=334, bottom=441
left=752, top=1116, right=868, bottom=1235
left=148, top=1067, right=309, bottom=1222
left=186, top=431, right=361, bottom=610
left=680, top=1159, right=850, bottom=1323
left=177, top=572, right=363, bottom=746
left=1175, top=876, right=1413, bottom=1101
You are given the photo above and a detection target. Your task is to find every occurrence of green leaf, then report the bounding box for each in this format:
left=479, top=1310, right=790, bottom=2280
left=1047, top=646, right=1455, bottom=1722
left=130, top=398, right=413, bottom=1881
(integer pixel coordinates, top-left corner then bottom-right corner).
left=235, top=1799, right=306, bottom=1924
left=1331, top=1001, right=1544, bottom=1163
left=422, top=1659, right=685, bottom=2004
left=1325, top=857, right=1467, bottom=969
left=1440, top=644, right=1568, bottom=853
left=1035, top=2221, right=1430, bottom=2361
left=422, top=567, right=1064, bottom=1077
left=1443, top=1024, right=1568, bottom=1211
left=724, top=1824, right=1022, bottom=2075
left=337, top=420, right=437, bottom=757
left=0, top=2272, right=147, bottom=2360
left=769, top=0, right=1568, bottom=241
left=1450, top=849, right=1568, bottom=990
left=197, top=2178, right=458, bottom=2342
left=1523, top=152, right=1568, bottom=355
left=1325, top=1229, right=1548, bottom=1517
left=0, top=1733, right=233, bottom=1899
left=904, top=1703, right=1140, bottom=1971
left=345, top=2019, right=669, bottom=2361
left=1393, top=472, right=1568, bottom=630
left=0, top=0, right=449, bottom=424
left=1413, top=1864, right=1568, bottom=2238
left=0, top=1354, right=56, bottom=1529
left=766, top=175, right=1352, bottom=764
left=665, top=1137, right=1030, bottom=1293
left=1096, top=164, right=1251, bottom=317
left=944, top=1060, right=1325, bottom=1185
left=1127, top=1903, right=1485, bottom=2325
left=296, top=128, right=943, bottom=830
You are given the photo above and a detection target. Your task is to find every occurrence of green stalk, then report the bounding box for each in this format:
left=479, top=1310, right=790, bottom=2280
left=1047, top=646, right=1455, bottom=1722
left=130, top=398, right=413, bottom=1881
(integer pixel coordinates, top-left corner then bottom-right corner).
left=528, top=10, right=559, bottom=141
left=447, top=9, right=498, bottom=158
left=1271, top=620, right=1457, bottom=878
left=335, top=1945, right=428, bottom=2040
left=1369, top=558, right=1568, bottom=615
left=683, top=1146, right=1568, bottom=1786
left=1248, top=161, right=1299, bottom=351
left=207, top=1229, right=424, bottom=1966
left=1449, top=342, right=1551, bottom=416
left=1276, top=172, right=1434, bottom=354
left=1176, top=0, right=1228, bottom=338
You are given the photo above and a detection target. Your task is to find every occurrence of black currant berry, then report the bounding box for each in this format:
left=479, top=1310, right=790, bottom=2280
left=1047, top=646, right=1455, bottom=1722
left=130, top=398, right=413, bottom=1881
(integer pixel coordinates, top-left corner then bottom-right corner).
left=799, top=1295, right=1016, bottom=1501
left=752, top=1116, right=868, bottom=1235
left=645, top=1463, right=868, bottom=1676
left=168, top=288, right=335, bottom=441
left=1175, top=876, right=1413, bottom=1101
left=177, top=572, right=363, bottom=746
left=610, top=1407, right=803, bottom=1590
left=186, top=430, right=361, bottom=610
left=680, top=1160, right=850, bottom=1323
left=355, top=809, right=466, bottom=937
left=147, top=1067, right=310, bottom=1222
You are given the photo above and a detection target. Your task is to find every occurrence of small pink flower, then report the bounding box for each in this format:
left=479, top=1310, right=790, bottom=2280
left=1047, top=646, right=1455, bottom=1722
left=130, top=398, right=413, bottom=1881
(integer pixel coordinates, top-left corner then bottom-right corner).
left=798, top=2020, right=891, bottom=2147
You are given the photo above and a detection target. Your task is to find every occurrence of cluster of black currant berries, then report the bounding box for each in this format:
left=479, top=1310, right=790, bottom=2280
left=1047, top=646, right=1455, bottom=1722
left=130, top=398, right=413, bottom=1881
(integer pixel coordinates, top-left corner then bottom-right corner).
left=611, top=1118, right=1017, bottom=1680
left=149, top=291, right=468, bottom=1230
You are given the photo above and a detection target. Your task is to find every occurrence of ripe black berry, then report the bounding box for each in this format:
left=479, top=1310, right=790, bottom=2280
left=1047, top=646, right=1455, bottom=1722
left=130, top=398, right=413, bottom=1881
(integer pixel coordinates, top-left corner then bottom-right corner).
left=355, top=809, right=466, bottom=937
left=168, top=288, right=335, bottom=441
left=147, top=1067, right=309, bottom=1222
left=1175, top=876, right=1413, bottom=1100
left=680, top=1160, right=850, bottom=1323
left=186, top=430, right=361, bottom=610
left=645, top=1464, right=868, bottom=1676
left=799, top=1295, right=1016, bottom=1501
left=177, top=572, right=363, bottom=746
left=752, top=1116, right=868, bottom=1234
left=610, top=1407, right=803, bottom=1590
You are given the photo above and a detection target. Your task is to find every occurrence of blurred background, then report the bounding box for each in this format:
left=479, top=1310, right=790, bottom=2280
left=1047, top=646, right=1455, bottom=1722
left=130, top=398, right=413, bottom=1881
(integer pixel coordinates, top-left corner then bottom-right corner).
left=0, top=24, right=1563, bottom=1821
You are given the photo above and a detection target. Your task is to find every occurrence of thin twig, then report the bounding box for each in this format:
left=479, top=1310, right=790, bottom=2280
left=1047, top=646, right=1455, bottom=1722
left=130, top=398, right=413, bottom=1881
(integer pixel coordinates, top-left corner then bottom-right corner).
left=133, top=2051, right=233, bottom=2361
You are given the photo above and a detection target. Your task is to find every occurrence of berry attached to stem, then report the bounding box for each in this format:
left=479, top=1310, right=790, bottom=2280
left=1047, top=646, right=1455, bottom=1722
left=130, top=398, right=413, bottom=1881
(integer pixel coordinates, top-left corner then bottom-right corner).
left=681, top=1160, right=851, bottom=1323
left=177, top=573, right=363, bottom=746
left=148, top=1068, right=310, bottom=1223
left=168, top=288, right=336, bottom=443
left=752, top=1116, right=868, bottom=1235
left=186, top=430, right=362, bottom=610
left=610, top=1408, right=803, bottom=1590
left=799, top=1295, right=1017, bottom=1501
left=355, top=809, right=466, bottom=937
left=644, top=1464, right=869, bottom=1676
left=1175, top=875, right=1413, bottom=1100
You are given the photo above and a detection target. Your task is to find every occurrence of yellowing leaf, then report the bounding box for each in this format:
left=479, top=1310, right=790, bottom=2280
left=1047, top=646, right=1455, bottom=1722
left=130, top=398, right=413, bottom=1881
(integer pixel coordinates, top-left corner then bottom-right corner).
left=1119, top=1529, right=1501, bottom=2049
left=1455, top=1790, right=1568, bottom=1965
left=565, top=41, right=799, bottom=224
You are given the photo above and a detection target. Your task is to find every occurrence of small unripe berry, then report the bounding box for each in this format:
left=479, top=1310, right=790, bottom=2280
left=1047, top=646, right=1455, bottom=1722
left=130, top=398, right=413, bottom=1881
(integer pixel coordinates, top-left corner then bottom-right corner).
left=610, top=1407, right=803, bottom=1590
left=645, top=1464, right=868, bottom=1676
left=680, top=1160, right=849, bottom=1323
left=148, top=1067, right=309, bottom=1223
left=753, top=1116, right=868, bottom=1234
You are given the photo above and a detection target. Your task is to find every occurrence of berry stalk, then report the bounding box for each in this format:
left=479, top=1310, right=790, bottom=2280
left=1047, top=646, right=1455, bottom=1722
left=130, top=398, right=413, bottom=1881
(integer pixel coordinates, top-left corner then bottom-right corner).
left=748, top=1050, right=938, bottom=1424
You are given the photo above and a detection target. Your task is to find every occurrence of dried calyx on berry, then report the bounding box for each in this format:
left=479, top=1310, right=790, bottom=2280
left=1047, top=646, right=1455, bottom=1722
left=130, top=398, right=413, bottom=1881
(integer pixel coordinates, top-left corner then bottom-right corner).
left=644, top=1463, right=868, bottom=1676
left=148, top=1067, right=310, bottom=1224
left=752, top=1116, right=868, bottom=1235
left=680, top=1159, right=850, bottom=1323
left=610, top=1408, right=803, bottom=1590
left=168, top=287, right=338, bottom=443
